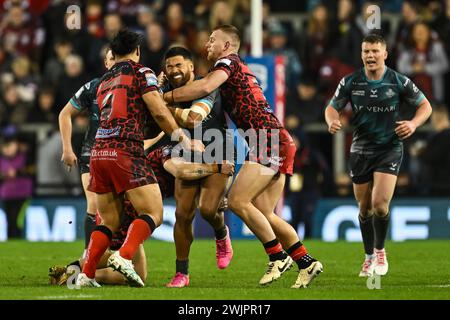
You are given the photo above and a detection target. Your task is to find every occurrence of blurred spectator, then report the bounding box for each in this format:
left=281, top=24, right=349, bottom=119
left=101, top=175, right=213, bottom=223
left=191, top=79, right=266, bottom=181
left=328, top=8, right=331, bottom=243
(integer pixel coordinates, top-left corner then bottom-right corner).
left=54, top=54, right=88, bottom=114
left=397, top=22, right=449, bottom=103
left=430, top=0, right=450, bottom=109
left=285, top=76, right=324, bottom=127
left=86, top=0, right=105, bottom=39
left=84, top=13, right=123, bottom=78
left=298, top=4, right=335, bottom=79
left=193, top=0, right=215, bottom=30
left=140, top=22, right=169, bottom=74
left=106, top=0, right=142, bottom=28
left=393, top=0, right=422, bottom=61
left=0, top=3, right=45, bottom=62
left=192, top=29, right=210, bottom=60
left=318, top=53, right=355, bottom=104
left=9, top=55, right=39, bottom=103
left=134, top=4, right=156, bottom=34
left=414, top=105, right=450, bottom=196
left=27, top=86, right=56, bottom=124
left=265, top=23, right=302, bottom=93
left=209, top=0, right=246, bottom=31
left=243, top=1, right=283, bottom=53
left=0, top=83, right=30, bottom=127
left=164, top=2, right=196, bottom=47
left=42, top=39, right=73, bottom=87
left=287, top=129, right=330, bottom=238
left=330, top=0, right=364, bottom=69
left=37, top=130, right=80, bottom=196
left=0, top=130, right=34, bottom=239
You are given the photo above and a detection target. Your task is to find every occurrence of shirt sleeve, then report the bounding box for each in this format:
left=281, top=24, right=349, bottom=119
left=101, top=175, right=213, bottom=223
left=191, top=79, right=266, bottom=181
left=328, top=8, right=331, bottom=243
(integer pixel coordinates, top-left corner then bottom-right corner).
left=69, top=81, right=92, bottom=111
left=192, top=89, right=218, bottom=110
left=396, top=73, right=425, bottom=107
left=135, top=66, right=159, bottom=95
left=329, top=76, right=352, bottom=111
left=211, top=57, right=237, bottom=77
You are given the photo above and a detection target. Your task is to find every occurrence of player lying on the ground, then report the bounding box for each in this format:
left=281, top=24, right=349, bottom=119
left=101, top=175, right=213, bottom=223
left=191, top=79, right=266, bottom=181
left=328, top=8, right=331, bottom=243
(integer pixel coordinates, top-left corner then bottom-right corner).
left=49, top=137, right=233, bottom=286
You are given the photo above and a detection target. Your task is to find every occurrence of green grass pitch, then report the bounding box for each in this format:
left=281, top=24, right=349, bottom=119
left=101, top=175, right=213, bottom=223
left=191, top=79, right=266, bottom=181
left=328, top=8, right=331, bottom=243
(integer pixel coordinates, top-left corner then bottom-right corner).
left=0, top=239, right=449, bottom=300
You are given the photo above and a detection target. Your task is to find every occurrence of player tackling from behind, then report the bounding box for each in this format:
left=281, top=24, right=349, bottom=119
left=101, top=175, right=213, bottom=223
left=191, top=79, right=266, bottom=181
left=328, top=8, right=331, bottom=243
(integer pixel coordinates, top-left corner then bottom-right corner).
left=76, top=29, right=203, bottom=287
left=325, top=34, right=432, bottom=277
left=163, top=25, right=322, bottom=288
left=58, top=47, right=115, bottom=259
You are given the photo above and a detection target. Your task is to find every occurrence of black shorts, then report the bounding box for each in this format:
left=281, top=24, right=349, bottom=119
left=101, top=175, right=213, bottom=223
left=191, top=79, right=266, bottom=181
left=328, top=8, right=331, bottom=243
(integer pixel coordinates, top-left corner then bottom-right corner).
left=79, top=155, right=90, bottom=175
left=348, top=148, right=403, bottom=184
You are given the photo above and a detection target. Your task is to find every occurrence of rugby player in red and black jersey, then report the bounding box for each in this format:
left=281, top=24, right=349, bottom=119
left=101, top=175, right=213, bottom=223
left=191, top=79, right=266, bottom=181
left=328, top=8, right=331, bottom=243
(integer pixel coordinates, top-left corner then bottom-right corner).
left=76, top=29, right=204, bottom=288
left=163, top=25, right=322, bottom=288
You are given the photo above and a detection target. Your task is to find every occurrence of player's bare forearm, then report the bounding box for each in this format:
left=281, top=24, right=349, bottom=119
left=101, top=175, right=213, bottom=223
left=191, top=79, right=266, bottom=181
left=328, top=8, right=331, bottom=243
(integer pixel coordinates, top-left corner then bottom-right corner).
left=58, top=102, right=78, bottom=152
left=165, top=78, right=210, bottom=103
left=325, top=105, right=342, bottom=134
left=164, top=70, right=228, bottom=103
left=411, top=98, right=432, bottom=128
left=325, top=105, right=339, bottom=127
left=164, top=159, right=218, bottom=180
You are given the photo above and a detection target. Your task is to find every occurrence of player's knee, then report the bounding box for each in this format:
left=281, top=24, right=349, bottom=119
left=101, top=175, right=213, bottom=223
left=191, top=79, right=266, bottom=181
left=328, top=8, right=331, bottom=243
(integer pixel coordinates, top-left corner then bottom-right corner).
left=141, top=213, right=162, bottom=228
left=175, top=210, right=194, bottom=226
left=228, top=193, right=248, bottom=213
left=358, top=208, right=373, bottom=218
left=357, top=201, right=371, bottom=216
left=198, top=203, right=218, bottom=218
left=371, top=198, right=389, bottom=217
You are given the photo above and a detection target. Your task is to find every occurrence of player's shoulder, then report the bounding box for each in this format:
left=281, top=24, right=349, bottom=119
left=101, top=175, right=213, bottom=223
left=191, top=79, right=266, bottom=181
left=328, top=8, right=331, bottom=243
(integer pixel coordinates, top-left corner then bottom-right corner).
left=214, top=53, right=240, bottom=68
left=134, top=63, right=156, bottom=75
left=85, top=78, right=101, bottom=92
left=348, top=68, right=366, bottom=83
left=385, top=67, right=410, bottom=86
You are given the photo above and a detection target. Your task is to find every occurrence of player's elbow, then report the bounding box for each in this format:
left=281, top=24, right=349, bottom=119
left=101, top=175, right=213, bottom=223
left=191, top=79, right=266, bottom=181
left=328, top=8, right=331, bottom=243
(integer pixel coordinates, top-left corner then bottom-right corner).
left=183, top=112, right=203, bottom=129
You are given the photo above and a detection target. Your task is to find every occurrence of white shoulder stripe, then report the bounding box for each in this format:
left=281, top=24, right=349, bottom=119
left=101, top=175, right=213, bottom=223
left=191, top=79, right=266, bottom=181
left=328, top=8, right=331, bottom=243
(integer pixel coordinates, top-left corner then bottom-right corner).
left=214, top=58, right=232, bottom=67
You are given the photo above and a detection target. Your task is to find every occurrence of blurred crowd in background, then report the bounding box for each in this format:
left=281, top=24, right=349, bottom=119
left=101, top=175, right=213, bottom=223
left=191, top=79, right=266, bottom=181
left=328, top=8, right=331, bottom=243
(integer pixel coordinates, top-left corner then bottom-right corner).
left=0, top=0, right=450, bottom=238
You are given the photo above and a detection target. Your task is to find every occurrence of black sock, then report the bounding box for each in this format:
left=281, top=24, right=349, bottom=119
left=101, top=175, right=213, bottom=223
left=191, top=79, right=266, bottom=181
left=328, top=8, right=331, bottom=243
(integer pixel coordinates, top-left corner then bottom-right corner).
left=359, top=214, right=375, bottom=255
left=84, top=213, right=97, bottom=249
left=176, top=259, right=189, bottom=275
left=373, top=213, right=390, bottom=250
left=67, top=260, right=81, bottom=268
left=263, top=239, right=288, bottom=262
left=296, top=253, right=316, bottom=269
left=214, top=225, right=227, bottom=240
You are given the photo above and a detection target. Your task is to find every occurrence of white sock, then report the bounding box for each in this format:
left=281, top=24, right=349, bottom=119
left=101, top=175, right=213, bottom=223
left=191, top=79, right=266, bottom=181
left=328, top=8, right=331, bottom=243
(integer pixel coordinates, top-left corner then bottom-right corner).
left=365, top=253, right=375, bottom=260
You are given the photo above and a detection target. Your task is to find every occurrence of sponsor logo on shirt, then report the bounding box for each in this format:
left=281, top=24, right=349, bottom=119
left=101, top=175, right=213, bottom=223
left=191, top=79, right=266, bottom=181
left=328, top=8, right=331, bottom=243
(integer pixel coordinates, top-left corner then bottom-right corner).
left=139, top=67, right=152, bottom=73
left=352, top=90, right=365, bottom=96
left=95, top=126, right=121, bottom=138
left=370, top=89, right=378, bottom=98
left=355, top=105, right=395, bottom=112
left=145, top=73, right=158, bottom=87
left=386, top=88, right=395, bottom=98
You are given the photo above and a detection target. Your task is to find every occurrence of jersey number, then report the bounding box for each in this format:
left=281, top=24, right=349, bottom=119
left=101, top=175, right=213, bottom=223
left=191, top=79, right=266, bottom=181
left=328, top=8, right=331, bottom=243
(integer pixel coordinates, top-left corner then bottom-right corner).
left=98, top=88, right=127, bottom=122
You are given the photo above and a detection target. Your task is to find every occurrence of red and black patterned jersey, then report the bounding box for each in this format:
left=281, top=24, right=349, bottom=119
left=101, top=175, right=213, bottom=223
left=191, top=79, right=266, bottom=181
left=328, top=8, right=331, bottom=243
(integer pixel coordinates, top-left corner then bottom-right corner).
left=94, top=60, right=159, bottom=156
left=210, top=53, right=282, bottom=131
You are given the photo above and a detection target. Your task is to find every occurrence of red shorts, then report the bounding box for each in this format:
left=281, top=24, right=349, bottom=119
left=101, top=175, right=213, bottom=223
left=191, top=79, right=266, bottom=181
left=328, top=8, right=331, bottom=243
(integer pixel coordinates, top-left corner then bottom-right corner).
left=146, top=144, right=174, bottom=198
left=247, top=128, right=296, bottom=175
left=88, top=148, right=157, bottom=194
